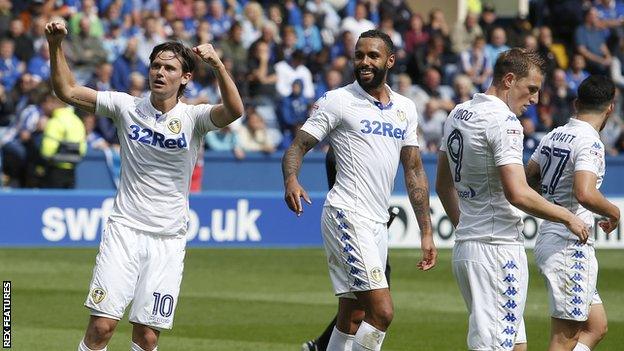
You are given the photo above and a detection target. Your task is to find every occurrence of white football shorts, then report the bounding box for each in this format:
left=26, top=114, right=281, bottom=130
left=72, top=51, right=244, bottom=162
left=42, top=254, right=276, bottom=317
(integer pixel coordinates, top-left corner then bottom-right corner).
left=84, top=220, right=187, bottom=330
left=453, top=241, right=528, bottom=350
left=321, top=206, right=388, bottom=299
left=534, top=232, right=601, bottom=321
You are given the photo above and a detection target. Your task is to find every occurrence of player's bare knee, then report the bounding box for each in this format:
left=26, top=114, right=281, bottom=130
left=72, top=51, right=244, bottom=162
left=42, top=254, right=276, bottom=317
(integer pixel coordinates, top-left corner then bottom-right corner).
left=370, top=305, right=393, bottom=329
left=132, top=324, right=159, bottom=350
left=87, top=318, right=116, bottom=342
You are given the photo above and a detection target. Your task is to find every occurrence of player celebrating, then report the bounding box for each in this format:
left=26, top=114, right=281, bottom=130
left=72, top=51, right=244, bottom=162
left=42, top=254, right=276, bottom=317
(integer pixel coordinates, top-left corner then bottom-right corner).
left=45, top=21, right=244, bottom=351
left=527, top=75, right=619, bottom=351
left=436, top=48, right=589, bottom=351
left=283, top=29, right=437, bottom=351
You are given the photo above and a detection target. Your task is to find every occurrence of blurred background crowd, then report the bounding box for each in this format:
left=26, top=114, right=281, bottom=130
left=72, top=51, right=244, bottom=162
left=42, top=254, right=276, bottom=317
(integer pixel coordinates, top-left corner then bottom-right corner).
left=1, top=0, right=624, bottom=189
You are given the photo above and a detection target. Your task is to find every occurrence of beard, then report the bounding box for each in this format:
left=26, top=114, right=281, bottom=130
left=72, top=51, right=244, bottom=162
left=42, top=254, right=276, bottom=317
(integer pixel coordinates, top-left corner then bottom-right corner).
left=355, top=65, right=387, bottom=91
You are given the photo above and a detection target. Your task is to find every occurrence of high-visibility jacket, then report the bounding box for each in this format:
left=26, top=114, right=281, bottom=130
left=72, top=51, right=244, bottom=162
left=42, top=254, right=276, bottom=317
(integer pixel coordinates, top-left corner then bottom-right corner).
left=40, top=107, right=87, bottom=169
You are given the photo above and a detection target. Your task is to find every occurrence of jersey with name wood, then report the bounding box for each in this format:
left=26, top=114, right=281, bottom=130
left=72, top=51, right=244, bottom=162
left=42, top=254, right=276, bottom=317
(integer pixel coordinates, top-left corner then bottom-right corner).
left=301, top=81, right=419, bottom=223
left=96, top=91, right=217, bottom=235
left=530, top=118, right=605, bottom=243
left=440, top=93, right=525, bottom=244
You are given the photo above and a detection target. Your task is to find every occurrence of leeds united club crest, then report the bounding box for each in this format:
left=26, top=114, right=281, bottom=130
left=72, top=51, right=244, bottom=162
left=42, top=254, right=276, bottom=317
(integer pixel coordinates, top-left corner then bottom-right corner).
left=91, top=288, right=106, bottom=304
left=396, top=110, right=406, bottom=121
left=167, top=118, right=182, bottom=134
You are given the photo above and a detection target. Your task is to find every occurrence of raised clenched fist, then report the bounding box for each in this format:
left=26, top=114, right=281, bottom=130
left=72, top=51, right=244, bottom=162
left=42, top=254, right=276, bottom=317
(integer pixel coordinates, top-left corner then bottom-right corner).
left=192, top=44, right=223, bottom=69
left=45, top=21, right=68, bottom=46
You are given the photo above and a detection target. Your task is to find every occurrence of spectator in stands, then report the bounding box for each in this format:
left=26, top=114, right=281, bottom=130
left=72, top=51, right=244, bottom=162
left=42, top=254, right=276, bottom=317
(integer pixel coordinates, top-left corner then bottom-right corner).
left=0, top=0, right=11, bottom=37
left=506, top=15, right=533, bottom=48
left=169, top=19, right=193, bottom=47
left=26, top=41, right=50, bottom=82
left=0, top=85, right=48, bottom=188
left=251, top=22, right=279, bottom=65
left=207, top=0, right=232, bottom=41
left=30, top=15, right=47, bottom=53
left=296, top=11, right=323, bottom=55
left=193, top=19, right=214, bottom=46
left=247, top=40, right=278, bottom=104
left=520, top=115, right=539, bottom=154
left=479, top=4, right=498, bottom=42
left=205, top=125, right=245, bottom=159
left=65, top=16, right=108, bottom=84
left=610, top=37, right=624, bottom=116
left=485, top=27, right=510, bottom=68
left=539, top=68, right=575, bottom=129
left=594, top=0, right=624, bottom=48
left=315, top=68, right=344, bottom=101
left=82, top=112, right=108, bottom=151
left=0, top=38, right=24, bottom=91
left=575, top=7, right=612, bottom=74
left=451, top=12, right=483, bottom=54
left=305, top=0, right=340, bottom=40
left=136, top=16, right=166, bottom=66
left=408, top=33, right=455, bottom=86
left=329, top=29, right=355, bottom=62
left=379, top=0, right=413, bottom=34
left=112, top=37, right=148, bottom=93
left=413, top=67, right=454, bottom=118
left=276, top=49, right=315, bottom=100
left=394, top=73, right=420, bottom=103
left=536, top=25, right=562, bottom=79
left=341, top=2, right=375, bottom=40
left=459, top=35, right=492, bottom=92
left=566, top=53, right=590, bottom=93
left=238, top=109, right=278, bottom=154
left=102, top=21, right=128, bottom=63
left=11, top=73, right=39, bottom=118
left=280, top=79, right=310, bottom=131
left=40, top=93, right=86, bottom=189
left=452, top=74, right=475, bottom=104
left=86, top=62, right=113, bottom=92
left=284, top=0, right=303, bottom=27
left=8, top=18, right=34, bottom=63
left=241, top=1, right=266, bottom=49
left=417, top=98, right=447, bottom=153
left=220, top=21, right=247, bottom=82
left=69, top=0, right=104, bottom=38
left=403, top=13, right=429, bottom=55
left=424, top=8, right=450, bottom=42
left=183, top=0, right=209, bottom=36
left=0, top=84, right=13, bottom=128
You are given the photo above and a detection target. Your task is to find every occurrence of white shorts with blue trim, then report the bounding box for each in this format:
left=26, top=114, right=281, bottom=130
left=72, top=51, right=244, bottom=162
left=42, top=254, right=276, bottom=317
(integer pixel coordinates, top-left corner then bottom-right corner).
left=534, top=233, right=601, bottom=322
left=453, top=240, right=528, bottom=350
left=321, top=206, right=388, bottom=299
left=84, top=220, right=187, bottom=330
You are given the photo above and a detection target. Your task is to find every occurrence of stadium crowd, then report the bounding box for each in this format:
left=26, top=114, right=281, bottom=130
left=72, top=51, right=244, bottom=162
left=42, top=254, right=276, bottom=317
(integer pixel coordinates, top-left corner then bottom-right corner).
left=1, top=0, right=624, bottom=188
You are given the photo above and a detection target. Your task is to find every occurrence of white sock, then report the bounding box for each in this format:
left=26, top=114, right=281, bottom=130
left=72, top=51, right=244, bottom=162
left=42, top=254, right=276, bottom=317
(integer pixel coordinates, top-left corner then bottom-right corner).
left=573, top=342, right=591, bottom=351
left=352, top=321, right=386, bottom=351
left=78, top=339, right=107, bottom=351
left=327, top=326, right=355, bottom=351
left=130, top=342, right=158, bottom=351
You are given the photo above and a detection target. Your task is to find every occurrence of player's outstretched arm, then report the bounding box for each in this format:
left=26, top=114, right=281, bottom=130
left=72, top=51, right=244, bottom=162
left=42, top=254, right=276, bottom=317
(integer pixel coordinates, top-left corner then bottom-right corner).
left=435, top=152, right=460, bottom=227
left=193, top=44, right=244, bottom=128
left=525, top=160, right=541, bottom=192
left=574, top=170, right=620, bottom=233
left=499, top=163, right=590, bottom=242
left=46, top=21, right=97, bottom=113
left=401, top=146, right=437, bottom=270
left=282, top=131, right=318, bottom=216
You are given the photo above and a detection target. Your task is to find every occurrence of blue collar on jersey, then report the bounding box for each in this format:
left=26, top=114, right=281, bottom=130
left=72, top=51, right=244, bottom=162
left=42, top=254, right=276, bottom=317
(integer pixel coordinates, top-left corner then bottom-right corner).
left=373, top=101, right=394, bottom=110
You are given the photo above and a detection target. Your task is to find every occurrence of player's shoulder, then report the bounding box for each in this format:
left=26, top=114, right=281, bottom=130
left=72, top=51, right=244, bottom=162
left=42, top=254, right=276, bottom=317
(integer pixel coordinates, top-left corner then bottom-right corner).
left=391, top=90, right=418, bottom=111
left=313, top=86, right=347, bottom=111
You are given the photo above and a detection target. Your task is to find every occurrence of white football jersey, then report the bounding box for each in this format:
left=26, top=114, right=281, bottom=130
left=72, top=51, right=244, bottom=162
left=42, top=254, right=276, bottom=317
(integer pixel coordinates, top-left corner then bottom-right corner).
left=96, top=91, right=217, bottom=235
left=440, top=93, right=525, bottom=244
left=301, top=81, right=419, bottom=223
left=531, top=118, right=605, bottom=243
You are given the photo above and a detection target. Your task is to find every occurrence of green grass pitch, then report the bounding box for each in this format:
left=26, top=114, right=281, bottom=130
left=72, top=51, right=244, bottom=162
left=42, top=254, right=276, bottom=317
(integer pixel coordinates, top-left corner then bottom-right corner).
left=1, top=248, right=623, bottom=350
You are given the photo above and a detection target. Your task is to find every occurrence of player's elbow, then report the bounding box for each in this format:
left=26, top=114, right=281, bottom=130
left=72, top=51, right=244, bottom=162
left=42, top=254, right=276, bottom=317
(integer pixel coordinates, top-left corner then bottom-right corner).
left=575, top=189, right=594, bottom=208
left=504, top=188, right=529, bottom=209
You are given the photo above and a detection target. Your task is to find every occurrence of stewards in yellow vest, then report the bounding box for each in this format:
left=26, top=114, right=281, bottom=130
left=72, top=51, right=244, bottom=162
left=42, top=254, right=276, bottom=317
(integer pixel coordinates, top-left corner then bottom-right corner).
left=40, top=97, right=86, bottom=188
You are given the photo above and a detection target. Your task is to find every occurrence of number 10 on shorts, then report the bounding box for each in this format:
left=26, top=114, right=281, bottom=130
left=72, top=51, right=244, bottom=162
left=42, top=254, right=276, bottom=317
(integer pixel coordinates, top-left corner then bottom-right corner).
left=152, top=292, right=174, bottom=317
